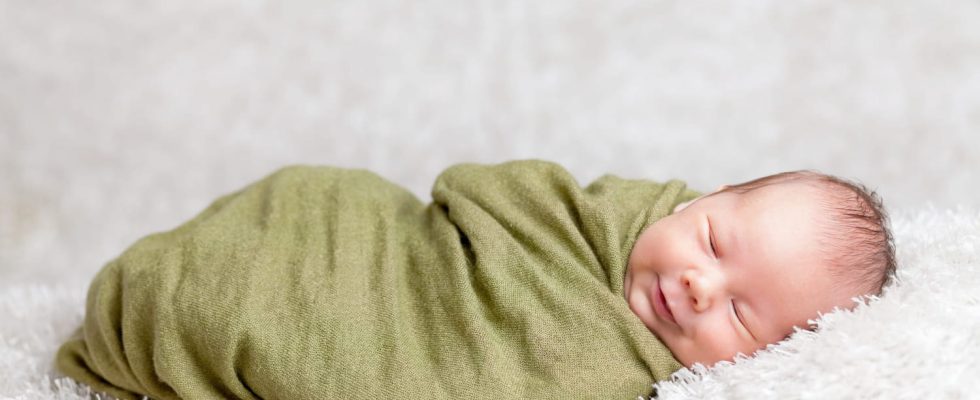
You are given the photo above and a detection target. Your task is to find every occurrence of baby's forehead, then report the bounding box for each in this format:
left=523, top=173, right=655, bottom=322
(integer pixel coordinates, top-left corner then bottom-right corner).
left=732, top=180, right=836, bottom=210
left=723, top=183, right=840, bottom=255
left=708, top=182, right=790, bottom=211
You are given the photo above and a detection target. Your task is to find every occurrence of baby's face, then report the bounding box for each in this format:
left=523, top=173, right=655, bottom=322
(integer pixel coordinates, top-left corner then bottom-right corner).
left=624, top=181, right=862, bottom=367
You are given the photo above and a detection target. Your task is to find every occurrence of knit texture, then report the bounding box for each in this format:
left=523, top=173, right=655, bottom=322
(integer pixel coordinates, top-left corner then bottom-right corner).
left=54, top=159, right=700, bottom=399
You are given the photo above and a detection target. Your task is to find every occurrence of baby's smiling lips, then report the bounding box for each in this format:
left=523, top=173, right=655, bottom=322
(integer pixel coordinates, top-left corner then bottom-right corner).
left=652, top=277, right=678, bottom=325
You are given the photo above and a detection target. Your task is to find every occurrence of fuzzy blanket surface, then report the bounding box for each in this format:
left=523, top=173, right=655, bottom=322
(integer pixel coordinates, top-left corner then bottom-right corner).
left=4, top=0, right=980, bottom=398
left=54, top=160, right=696, bottom=399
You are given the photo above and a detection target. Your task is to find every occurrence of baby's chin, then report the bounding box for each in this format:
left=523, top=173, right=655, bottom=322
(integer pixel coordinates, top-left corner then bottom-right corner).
left=669, top=344, right=736, bottom=369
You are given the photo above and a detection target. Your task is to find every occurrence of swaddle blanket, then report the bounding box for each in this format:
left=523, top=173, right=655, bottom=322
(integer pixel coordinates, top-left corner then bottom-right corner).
left=55, top=159, right=700, bottom=399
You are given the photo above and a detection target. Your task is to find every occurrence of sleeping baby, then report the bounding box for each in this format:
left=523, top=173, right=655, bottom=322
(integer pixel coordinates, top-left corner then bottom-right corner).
left=55, top=159, right=895, bottom=400
left=625, top=170, right=895, bottom=368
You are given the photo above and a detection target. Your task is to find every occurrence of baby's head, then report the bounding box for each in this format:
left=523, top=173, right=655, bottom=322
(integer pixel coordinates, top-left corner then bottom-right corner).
left=624, top=171, right=896, bottom=367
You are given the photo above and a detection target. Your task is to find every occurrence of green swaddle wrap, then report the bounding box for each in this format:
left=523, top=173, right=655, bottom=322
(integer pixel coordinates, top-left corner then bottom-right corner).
left=55, top=159, right=700, bottom=399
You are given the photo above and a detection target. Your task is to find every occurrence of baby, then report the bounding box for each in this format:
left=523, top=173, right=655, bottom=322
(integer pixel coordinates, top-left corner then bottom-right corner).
left=55, top=160, right=895, bottom=400
left=625, top=170, right=896, bottom=367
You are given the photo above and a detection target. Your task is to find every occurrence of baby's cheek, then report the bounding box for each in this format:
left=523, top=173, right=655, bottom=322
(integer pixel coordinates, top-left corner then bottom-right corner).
left=689, top=324, right=746, bottom=365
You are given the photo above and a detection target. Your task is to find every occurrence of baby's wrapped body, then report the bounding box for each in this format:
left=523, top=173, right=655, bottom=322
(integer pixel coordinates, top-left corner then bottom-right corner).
left=55, top=159, right=700, bottom=399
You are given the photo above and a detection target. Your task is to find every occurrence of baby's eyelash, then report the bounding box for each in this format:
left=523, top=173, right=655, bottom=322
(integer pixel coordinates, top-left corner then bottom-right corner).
left=732, top=300, right=757, bottom=340
left=707, top=217, right=717, bottom=256
left=731, top=300, right=744, bottom=325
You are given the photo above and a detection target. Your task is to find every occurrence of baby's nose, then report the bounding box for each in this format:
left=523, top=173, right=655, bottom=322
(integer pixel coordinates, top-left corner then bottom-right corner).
left=681, top=270, right=713, bottom=312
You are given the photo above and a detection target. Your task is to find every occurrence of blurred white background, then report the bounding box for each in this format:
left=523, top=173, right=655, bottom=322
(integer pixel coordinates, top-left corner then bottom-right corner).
left=2, top=0, right=979, bottom=287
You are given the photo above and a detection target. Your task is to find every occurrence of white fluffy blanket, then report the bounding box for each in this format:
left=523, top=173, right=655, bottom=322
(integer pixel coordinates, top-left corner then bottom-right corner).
left=3, top=0, right=980, bottom=398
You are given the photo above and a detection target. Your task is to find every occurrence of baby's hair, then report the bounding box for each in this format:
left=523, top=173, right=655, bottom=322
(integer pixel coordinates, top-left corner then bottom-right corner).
left=715, top=171, right=897, bottom=297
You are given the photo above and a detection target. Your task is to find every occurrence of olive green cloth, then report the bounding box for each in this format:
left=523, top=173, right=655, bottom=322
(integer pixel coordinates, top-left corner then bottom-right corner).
left=55, top=159, right=700, bottom=400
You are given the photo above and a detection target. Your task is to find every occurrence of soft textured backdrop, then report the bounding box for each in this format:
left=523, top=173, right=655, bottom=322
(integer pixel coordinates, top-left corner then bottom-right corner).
left=1, top=0, right=978, bottom=399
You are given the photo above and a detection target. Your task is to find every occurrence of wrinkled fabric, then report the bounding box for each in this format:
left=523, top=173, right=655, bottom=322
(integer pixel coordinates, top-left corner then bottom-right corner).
left=55, top=159, right=700, bottom=399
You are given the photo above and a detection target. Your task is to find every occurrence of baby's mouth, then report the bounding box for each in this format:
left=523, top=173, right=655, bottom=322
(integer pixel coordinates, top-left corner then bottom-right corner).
left=660, top=289, right=674, bottom=319
left=652, top=277, right=677, bottom=325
